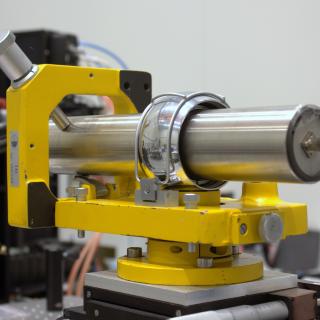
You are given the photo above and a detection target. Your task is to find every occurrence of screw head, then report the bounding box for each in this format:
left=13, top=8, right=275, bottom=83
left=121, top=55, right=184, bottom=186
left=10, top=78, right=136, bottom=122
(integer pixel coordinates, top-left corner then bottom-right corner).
left=232, top=246, right=241, bottom=255
left=259, top=213, right=283, bottom=243
left=187, top=242, right=197, bottom=253
left=77, top=230, right=85, bottom=239
left=183, top=193, right=200, bottom=209
left=67, top=186, right=88, bottom=201
left=240, top=223, right=247, bottom=235
left=176, top=310, right=182, bottom=316
left=75, top=187, right=88, bottom=201
left=127, top=247, right=143, bottom=258
left=197, top=257, right=213, bottom=268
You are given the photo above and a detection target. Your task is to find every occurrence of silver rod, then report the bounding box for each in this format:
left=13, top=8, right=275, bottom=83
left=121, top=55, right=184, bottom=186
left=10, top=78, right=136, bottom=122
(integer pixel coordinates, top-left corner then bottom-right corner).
left=169, top=300, right=288, bottom=320
left=50, top=107, right=73, bottom=131
left=0, top=31, right=33, bottom=81
left=49, top=104, right=320, bottom=183
left=0, top=30, right=38, bottom=88
left=49, top=114, right=139, bottom=176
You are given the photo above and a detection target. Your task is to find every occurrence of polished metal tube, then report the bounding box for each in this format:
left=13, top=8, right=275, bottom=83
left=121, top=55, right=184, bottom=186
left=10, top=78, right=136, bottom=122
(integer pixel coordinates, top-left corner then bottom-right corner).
left=0, top=31, right=33, bottom=81
left=170, top=301, right=288, bottom=320
left=181, top=105, right=320, bottom=183
left=49, top=104, right=320, bottom=183
left=49, top=114, right=139, bottom=176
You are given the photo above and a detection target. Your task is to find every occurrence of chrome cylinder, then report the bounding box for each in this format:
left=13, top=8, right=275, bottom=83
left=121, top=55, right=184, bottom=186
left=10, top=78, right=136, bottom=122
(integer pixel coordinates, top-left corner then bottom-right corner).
left=181, top=105, right=320, bottom=183
left=49, top=104, right=320, bottom=184
left=0, top=31, right=33, bottom=82
left=49, top=114, right=139, bottom=176
left=171, top=301, right=288, bottom=320
left=137, top=92, right=229, bottom=189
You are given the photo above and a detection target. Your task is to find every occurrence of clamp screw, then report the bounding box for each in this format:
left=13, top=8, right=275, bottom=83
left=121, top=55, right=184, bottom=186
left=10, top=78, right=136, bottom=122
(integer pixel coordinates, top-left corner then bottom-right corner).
left=187, top=242, right=197, bottom=253
left=127, top=247, right=143, bottom=258
left=67, top=186, right=88, bottom=201
left=232, top=246, right=241, bottom=255
left=75, top=187, right=88, bottom=201
left=77, top=230, right=85, bottom=238
left=183, top=193, right=200, bottom=209
left=197, top=257, right=213, bottom=268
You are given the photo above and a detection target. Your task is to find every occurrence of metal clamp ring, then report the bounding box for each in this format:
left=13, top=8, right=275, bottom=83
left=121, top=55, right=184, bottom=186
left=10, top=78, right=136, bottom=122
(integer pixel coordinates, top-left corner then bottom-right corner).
left=163, top=92, right=227, bottom=185
left=134, top=93, right=185, bottom=183
left=135, top=92, right=227, bottom=187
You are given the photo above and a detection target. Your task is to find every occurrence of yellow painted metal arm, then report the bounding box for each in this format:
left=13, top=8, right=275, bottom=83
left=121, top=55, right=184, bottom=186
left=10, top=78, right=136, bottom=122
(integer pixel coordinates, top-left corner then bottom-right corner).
left=55, top=183, right=307, bottom=246
left=6, top=64, right=142, bottom=228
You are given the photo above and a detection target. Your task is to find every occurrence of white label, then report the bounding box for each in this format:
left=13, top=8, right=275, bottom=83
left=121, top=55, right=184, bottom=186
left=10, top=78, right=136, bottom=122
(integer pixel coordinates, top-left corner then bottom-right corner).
left=10, top=131, right=19, bottom=187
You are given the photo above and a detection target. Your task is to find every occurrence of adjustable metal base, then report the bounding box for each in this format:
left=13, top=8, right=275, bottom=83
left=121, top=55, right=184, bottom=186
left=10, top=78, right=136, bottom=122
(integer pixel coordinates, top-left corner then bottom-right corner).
left=61, top=270, right=298, bottom=320
left=85, top=270, right=297, bottom=305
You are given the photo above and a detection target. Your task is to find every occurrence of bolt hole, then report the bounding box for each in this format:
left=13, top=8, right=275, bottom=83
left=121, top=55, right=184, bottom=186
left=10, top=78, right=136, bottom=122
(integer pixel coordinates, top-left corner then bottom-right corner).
left=123, top=81, right=130, bottom=90
left=170, top=246, right=183, bottom=254
left=144, top=83, right=150, bottom=91
left=29, top=143, right=35, bottom=149
left=89, top=73, right=94, bottom=78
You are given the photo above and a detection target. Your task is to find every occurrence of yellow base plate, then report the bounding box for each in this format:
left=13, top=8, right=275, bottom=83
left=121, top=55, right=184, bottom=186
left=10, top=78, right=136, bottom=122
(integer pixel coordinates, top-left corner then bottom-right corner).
left=118, top=253, right=263, bottom=286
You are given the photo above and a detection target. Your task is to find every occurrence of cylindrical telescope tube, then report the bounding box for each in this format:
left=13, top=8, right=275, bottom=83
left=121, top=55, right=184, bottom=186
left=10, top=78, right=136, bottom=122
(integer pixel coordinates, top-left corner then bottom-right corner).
left=49, top=114, right=139, bottom=176
left=49, top=104, right=320, bottom=183
left=181, top=105, right=320, bottom=183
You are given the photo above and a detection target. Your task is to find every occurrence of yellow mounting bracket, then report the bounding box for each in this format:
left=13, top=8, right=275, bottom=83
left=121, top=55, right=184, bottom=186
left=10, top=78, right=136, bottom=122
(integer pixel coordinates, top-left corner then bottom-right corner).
left=6, top=63, right=308, bottom=286
left=6, top=64, right=151, bottom=228
left=6, top=64, right=307, bottom=247
left=55, top=182, right=307, bottom=245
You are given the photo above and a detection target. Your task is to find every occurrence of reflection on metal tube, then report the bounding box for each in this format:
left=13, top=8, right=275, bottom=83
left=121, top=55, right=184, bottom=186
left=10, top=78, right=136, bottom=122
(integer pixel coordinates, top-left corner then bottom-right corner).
left=49, top=104, right=320, bottom=184
left=181, top=105, right=320, bottom=183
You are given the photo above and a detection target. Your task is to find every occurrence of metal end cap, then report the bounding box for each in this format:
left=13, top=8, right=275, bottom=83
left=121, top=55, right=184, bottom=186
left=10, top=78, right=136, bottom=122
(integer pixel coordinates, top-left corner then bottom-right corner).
left=0, top=30, right=15, bottom=55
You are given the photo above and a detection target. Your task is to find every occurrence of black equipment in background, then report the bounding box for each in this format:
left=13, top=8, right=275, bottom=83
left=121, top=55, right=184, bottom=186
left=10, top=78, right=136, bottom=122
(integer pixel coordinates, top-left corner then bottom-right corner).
left=0, top=29, right=103, bottom=303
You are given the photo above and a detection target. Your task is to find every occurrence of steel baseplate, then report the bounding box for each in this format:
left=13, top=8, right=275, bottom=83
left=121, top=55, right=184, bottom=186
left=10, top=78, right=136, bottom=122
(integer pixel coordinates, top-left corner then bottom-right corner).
left=85, top=270, right=297, bottom=306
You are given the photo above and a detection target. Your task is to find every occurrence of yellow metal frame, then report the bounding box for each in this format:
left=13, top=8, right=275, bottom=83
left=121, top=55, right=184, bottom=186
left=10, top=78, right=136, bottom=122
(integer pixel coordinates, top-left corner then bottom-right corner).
left=6, top=64, right=308, bottom=245
left=7, top=64, right=137, bottom=228
left=55, top=182, right=307, bottom=246
left=6, top=63, right=309, bottom=286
